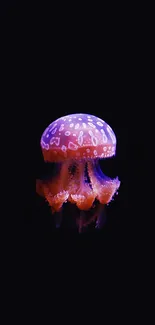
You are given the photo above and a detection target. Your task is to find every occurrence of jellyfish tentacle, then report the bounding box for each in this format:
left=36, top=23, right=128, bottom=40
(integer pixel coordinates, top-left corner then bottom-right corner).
left=36, top=162, right=71, bottom=213
left=95, top=203, right=107, bottom=229
left=77, top=203, right=106, bottom=230
left=54, top=208, right=63, bottom=228
left=78, top=211, right=85, bottom=233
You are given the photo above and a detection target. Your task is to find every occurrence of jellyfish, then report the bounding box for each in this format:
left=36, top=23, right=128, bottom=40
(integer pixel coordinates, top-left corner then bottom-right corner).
left=36, top=113, right=120, bottom=232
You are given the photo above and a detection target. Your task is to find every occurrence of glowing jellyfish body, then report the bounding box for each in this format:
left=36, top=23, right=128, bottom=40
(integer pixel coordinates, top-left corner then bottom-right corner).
left=36, top=113, right=120, bottom=232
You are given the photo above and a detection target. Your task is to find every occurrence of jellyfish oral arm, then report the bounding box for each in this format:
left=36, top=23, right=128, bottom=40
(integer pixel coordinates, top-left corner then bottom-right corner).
left=70, top=162, right=96, bottom=211
left=36, top=162, right=70, bottom=213
left=87, top=159, right=120, bottom=205
left=36, top=158, right=120, bottom=231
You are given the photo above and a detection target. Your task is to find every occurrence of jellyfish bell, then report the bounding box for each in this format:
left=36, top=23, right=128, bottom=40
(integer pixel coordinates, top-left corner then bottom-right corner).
left=36, top=113, right=120, bottom=232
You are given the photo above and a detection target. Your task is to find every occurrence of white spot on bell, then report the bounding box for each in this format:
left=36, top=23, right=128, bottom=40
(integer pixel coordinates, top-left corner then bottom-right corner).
left=88, top=130, right=93, bottom=137
left=59, top=124, right=64, bottom=131
left=68, top=142, right=78, bottom=150
left=41, top=140, right=45, bottom=148
left=48, top=123, right=57, bottom=132
left=92, top=136, right=98, bottom=146
left=88, top=122, right=96, bottom=128
left=51, top=127, right=57, bottom=134
left=97, top=121, right=104, bottom=126
left=106, top=126, right=116, bottom=144
left=65, top=131, right=71, bottom=136
left=50, top=137, right=60, bottom=146
left=61, top=145, right=67, bottom=152
left=101, top=129, right=108, bottom=143
left=70, top=123, right=74, bottom=128
left=75, top=123, right=79, bottom=129
left=93, top=150, right=97, bottom=155
left=78, top=131, right=83, bottom=146
left=89, top=130, right=98, bottom=146
left=45, top=144, right=49, bottom=150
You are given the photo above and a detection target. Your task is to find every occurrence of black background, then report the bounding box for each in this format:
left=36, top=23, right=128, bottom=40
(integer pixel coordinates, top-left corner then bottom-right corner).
left=2, top=2, right=149, bottom=317
left=2, top=1, right=139, bottom=255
